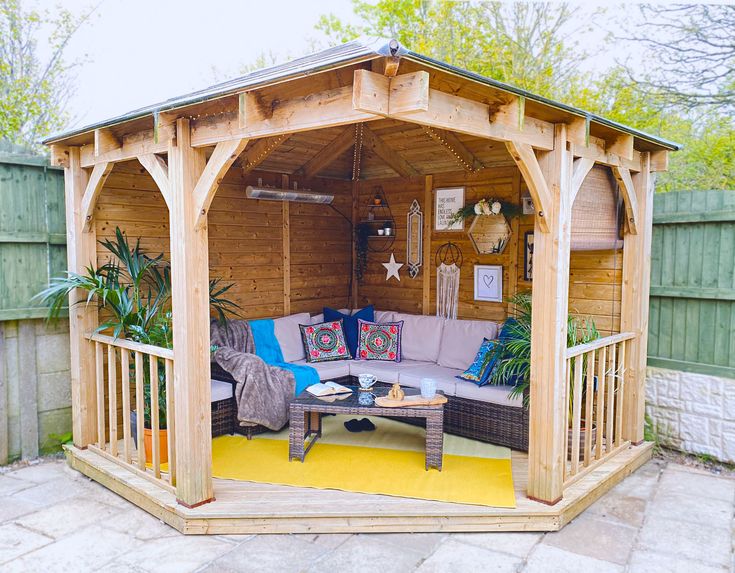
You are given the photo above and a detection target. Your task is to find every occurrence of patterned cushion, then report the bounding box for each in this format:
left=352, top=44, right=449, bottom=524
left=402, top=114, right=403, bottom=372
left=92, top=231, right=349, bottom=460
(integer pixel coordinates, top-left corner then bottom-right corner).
left=299, top=320, right=351, bottom=363
left=356, top=319, right=403, bottom=362
left=456, top=338, right=499, bottom=386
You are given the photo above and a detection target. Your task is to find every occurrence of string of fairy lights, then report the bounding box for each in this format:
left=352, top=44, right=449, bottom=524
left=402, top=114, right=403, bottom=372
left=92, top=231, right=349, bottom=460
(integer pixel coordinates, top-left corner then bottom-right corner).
left=351, top=123, right=364, bottom=181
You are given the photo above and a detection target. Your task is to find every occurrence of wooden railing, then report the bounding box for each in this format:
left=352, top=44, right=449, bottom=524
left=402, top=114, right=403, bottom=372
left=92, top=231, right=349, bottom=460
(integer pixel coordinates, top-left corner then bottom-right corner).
left=563, top=331, right=637, bottom=488
left=85, top=332, right=176, bottom=491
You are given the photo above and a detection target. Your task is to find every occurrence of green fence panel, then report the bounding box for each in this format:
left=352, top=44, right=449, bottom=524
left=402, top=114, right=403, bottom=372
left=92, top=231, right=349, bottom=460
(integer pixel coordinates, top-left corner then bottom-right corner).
left=0, top=148, right=66, bottom=321
left=649, top=190, right=735, bottom=379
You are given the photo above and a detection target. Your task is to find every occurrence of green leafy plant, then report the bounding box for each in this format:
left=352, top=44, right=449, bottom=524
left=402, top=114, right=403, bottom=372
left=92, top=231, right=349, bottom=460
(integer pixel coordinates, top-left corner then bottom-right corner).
left=488, top=291, right=599, bottom=413
left=35, top=227, right=240, bottom=429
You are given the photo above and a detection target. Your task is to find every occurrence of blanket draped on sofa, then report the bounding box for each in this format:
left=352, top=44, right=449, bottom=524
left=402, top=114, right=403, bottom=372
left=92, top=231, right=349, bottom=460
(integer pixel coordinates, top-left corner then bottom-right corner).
left=249, top=319, right=319, bottom=395
left=210, top=319, right=295, bottom=431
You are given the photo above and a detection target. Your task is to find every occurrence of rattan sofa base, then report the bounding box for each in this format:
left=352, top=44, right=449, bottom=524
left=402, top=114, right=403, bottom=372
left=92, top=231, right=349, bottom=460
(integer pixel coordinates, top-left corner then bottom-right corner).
left=211, top=362, right=528, bottom=451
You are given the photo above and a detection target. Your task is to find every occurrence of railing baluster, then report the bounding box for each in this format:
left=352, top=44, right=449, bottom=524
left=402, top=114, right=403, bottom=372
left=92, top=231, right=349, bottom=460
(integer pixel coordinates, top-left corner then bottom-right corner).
left=570, top=355, right=584, bottom=476
left=121, top=349, right=132, bottom=464
left=149, top=355, right=160, bottom=479
left=95, top=341, right=105, bottom=448
left=135, top=351, right=146, bottom=470
left=165, top=358, right=176, bottom=486
left=584, top=350, right=595, bottom=467
left=595, top=345, right=607, bottom=459
left=606, top=342, right=617, bottom=452
left=615, top=340, right=626, bottom=448
left=107, top=345, right=118, bottom=457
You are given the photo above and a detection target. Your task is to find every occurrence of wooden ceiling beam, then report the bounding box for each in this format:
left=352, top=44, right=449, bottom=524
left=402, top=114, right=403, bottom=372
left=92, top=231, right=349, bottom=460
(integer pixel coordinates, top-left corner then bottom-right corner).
left=80, top=123, right=174, bottom=168
left=361, top=125, right=419, bottom=178
left=569, top=140, right=642, bottom=173
left=241, top=134, right=291, bottom=175
left=295, top=127, right=355, bottom=178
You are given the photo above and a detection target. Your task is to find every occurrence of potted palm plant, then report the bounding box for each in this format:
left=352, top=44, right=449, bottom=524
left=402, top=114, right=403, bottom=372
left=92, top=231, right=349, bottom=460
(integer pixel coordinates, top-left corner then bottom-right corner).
left=37, top=227, right=240, bottom=463
left=488, top=292, right=600, bottom=459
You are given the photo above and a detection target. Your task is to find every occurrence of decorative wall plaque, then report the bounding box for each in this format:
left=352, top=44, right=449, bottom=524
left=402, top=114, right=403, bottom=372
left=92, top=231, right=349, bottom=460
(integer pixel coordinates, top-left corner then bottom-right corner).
left=406, top=200, right=423, bottom=278
left=467, top=214, right=512, bottom=254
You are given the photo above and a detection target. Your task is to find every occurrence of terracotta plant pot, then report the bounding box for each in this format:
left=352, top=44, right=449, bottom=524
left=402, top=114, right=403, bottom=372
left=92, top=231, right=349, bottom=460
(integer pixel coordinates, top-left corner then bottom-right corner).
left=143, top=427, right=169, bottom=464
left=567, top=423, right=597, bottom=461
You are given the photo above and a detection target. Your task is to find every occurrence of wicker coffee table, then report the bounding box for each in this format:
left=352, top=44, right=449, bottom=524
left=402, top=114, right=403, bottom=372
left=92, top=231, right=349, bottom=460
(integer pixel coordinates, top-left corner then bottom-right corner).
left=288, top=385, right=445, bottom=470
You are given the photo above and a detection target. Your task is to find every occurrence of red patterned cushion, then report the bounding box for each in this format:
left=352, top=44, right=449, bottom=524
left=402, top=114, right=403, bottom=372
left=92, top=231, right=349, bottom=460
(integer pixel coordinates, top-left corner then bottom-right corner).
left=356, top=319, right=403, bottom=362
left=299, top=320, right=351, bottom=363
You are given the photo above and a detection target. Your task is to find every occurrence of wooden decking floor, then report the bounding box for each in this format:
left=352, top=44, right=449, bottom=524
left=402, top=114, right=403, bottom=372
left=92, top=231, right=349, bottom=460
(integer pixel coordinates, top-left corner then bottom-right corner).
left=66, top=441, right=652, bottom=534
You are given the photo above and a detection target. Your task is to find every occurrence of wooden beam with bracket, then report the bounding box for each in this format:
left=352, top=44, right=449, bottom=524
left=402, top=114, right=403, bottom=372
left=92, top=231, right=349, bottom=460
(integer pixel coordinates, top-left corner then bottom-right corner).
left=137, top=153, right=172, bottom=210
left=193, top=138, right=249, bottom=229
left=569, top=139, right=642, bottom=173
left=570, top=157, right=595, bottom=204
left=80, top=162, right=114, bottom=232
left=505, top=140, right=552, bottom=232
left=353, top=70, right=555, bottom=151
left=50, top=144, right=70, bottom=168
left=611, top=165, right=639, bottom=235
left=80, top=123, right=175, bottom=168
left=94, top=128, right=121, bottom=158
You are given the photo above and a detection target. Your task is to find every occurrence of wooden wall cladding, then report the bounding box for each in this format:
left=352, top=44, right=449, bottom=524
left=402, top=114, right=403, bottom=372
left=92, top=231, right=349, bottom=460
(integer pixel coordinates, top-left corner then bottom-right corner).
left=94, top=159, right=621, bottom=331
left=94, top=160, right=352, bottom=321
left=357, top=167, right=521, bottom=322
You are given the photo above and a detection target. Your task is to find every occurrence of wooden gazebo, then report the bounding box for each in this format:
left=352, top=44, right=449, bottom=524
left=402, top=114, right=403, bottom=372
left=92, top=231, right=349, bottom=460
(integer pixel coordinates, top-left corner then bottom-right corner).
left=44, top=38, right=677, bottom=532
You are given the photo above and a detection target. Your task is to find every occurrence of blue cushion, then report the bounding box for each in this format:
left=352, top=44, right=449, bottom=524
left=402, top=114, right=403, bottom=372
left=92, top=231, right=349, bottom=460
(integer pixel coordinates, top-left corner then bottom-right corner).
left=323, top=305, right=374, bottom=357
left=456, top=338, right=499, bottom=387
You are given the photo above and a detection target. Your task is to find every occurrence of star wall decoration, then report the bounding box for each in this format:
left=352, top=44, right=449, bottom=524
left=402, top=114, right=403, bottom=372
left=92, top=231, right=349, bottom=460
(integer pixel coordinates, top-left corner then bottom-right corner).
left=382, top=252, right=404, bottom=282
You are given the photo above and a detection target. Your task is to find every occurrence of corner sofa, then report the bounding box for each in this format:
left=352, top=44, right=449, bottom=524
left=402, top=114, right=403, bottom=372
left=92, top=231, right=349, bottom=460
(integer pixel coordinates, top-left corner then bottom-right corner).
left=211, top=309, right=529, bottom=451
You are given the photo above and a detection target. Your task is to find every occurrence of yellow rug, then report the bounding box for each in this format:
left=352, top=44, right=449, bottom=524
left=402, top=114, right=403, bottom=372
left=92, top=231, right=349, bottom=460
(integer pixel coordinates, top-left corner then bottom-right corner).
left=211, top=416, right=516, bottom=508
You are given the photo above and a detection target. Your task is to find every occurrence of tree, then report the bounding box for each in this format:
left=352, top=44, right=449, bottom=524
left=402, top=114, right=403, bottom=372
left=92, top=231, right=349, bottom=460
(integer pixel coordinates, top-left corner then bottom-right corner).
left=317, top=0, right=599, bottom=102
left=622, top=4, right=735, bottom=115
left=0, top=0, right=94, bottom=148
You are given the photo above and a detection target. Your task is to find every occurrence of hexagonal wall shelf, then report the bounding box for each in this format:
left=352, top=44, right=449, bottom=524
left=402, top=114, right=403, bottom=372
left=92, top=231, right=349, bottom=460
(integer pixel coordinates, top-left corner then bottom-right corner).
left=467, top=214, right=512, bottom=254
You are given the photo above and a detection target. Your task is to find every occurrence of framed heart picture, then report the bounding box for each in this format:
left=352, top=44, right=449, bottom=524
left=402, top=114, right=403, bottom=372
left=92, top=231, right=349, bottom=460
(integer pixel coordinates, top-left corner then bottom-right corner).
left=474, top=265, right=503, bottom=302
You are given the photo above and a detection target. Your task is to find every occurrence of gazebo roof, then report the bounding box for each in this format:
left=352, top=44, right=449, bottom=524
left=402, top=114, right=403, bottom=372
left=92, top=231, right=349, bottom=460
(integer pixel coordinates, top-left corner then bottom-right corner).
left=43, top=37, right=680, bottom=151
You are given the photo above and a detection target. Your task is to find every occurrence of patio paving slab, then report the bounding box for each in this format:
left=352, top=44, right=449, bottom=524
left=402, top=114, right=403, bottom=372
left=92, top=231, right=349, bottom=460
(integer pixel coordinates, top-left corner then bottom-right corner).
left=0, top=456, right=732, bottom=572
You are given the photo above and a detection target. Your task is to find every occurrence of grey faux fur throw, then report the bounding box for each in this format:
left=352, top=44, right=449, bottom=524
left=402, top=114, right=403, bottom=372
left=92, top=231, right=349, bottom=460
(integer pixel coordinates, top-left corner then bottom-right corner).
left=210, top=319, right=295, bottom=431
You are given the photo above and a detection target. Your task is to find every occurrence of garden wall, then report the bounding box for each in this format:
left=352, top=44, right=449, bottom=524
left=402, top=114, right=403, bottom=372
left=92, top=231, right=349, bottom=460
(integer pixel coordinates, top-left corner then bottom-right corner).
left=0, top=320, right=71, bottom=463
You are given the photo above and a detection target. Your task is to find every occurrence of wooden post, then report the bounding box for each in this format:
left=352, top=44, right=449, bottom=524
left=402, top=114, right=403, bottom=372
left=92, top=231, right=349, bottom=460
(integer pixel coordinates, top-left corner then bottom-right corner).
left=620, top=153, right=654, bottom=444
left=422, top=175, right=433, bottom=314
left=351, top=179, right=360, bottom=307
left=168, top=118, right=214, bottom=507
left=526, top=124, right=573, bottom=504
left=64, top=147, right=99, bottom=448
left=281, top=174, right=291, bottom=315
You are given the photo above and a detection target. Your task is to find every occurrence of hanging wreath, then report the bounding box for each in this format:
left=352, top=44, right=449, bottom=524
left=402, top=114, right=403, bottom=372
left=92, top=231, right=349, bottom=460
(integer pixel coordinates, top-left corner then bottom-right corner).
left=447, top=198, right=522, bottom=227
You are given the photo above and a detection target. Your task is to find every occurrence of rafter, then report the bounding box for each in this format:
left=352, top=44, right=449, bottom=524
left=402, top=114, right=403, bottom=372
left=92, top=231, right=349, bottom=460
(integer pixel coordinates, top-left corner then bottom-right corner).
left=80, top=162, right=113, bottom=232
left=193, top=138, right=249, bottom=229
left=295, top=127, right=355, bottom=178
left=571, top=158, right=595, bottom=204
left=241, top=134, right=291, bottom=175
left=361, top=125, right=419, bottom=178
left=611, top=165, right=639, bottom=235
left=94, top=128, right=121, bottom=157
left=423, top=126, right=484, bottom=172
left=137, top=154, right=171, bottom=210
left=505, top=141, right=551, bottom=233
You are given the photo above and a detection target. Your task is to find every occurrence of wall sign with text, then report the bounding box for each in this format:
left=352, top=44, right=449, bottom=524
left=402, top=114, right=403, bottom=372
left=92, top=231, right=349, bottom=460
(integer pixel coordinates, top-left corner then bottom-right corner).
left=434, top=187, right=465, bottom=231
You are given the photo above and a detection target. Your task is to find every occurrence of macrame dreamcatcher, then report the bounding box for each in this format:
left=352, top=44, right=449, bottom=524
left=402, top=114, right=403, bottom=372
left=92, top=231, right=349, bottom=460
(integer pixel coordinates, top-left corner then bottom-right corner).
left=435, top=242, right=463, bottom=319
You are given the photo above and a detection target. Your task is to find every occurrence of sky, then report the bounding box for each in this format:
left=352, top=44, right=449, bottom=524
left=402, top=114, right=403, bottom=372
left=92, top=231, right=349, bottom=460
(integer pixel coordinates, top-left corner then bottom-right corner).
left=35, top=0, right=358, bottom=130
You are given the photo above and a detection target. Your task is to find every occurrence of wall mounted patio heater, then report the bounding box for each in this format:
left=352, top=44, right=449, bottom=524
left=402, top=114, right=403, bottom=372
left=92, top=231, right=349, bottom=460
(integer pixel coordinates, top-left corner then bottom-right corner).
left=245, top=185, right=334, bottom=204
